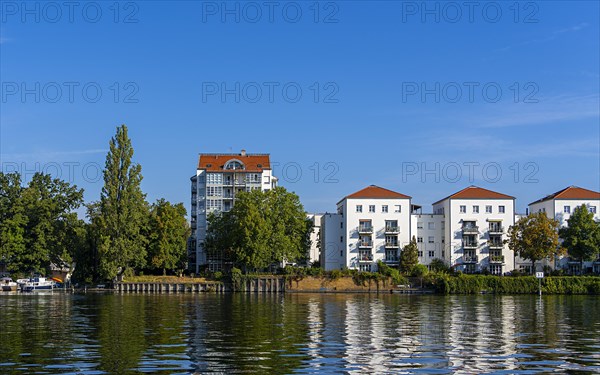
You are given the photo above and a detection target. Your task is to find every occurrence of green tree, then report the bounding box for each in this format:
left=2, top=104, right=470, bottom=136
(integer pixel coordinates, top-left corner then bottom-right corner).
left=400, top=236, right=419, bottom=274
left=97, top=125, right=148, bottom=281
left=148, top=199, right=190, bottom=275
left=0, top=172, right=26, bottom=273
left=559, top=205, right=600, bottom=274
left=508, top=212, right=560, bottom=273
left=205, top=187, right=312, bottom=271
left=429, top=258, right=450, bottom=273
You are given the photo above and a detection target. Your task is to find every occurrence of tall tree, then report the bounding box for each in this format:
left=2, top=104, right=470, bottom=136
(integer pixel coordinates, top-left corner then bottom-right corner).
left=559, top=205, right=600, bottom=274
left=97, top=125, right=148, bottom=281
left=0, top=172, right=26, bottom=273
left=508, top=212, right=561, bottom=273
left=148, top=199, right=190, bottom=275
left=400, top=236, right=419, bottom=274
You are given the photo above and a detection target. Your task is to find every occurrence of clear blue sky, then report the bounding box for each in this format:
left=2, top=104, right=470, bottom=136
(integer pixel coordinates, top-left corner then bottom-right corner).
left=1, top=1, right=598, bottom=216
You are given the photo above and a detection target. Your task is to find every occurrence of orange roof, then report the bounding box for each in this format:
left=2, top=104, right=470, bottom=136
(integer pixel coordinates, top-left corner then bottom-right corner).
left=529, top=186, right=600, bottom=205
left=433, top=186, right=514, bottom=205
left=341, top=185, right=411, bottom=202
left=198, top=152, right=270, bottom=172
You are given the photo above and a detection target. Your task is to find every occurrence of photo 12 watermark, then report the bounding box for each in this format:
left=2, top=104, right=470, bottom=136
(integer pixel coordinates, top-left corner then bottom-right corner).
left=1, top=161, right=103, bottom=184
left=401, top=161, right=539, bottom=184
left=0, top=1, right=139, bottom=24
left=400, top=1, right=539, bottom=24
left=200, top=1, right=339, bottom=24
left=271, top=161, right=340, bottom=184
left=1, top=81, right=140, bottom=104
left=401, top=82, right=539, bottom=104
left=201, top=81, right=339, bottom=104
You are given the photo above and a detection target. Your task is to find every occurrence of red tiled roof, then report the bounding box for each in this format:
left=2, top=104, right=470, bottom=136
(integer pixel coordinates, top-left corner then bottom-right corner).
left=529, top=186, right=600, bottom=205
left=343, top=185, right=411, bottom=201
left=198, top=153, right=270, bottom=172
left=433, top=186, right=514, bottom=205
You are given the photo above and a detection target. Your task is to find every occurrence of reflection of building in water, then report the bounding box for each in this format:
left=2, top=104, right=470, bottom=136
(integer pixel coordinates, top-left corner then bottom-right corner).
left=445, top=296, right=518, bottom=373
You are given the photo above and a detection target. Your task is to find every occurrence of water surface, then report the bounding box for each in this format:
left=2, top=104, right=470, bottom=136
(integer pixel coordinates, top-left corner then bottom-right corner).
left=0, top=293, right=598, bottom=374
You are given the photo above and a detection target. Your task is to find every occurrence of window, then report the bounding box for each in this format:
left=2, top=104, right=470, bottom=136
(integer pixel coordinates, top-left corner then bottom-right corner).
left=417, top=222, right=423, bottom=229
left=395, top=205, right=401, bottom=213
left=340, top=222, right=343, bottom=228
left=417, top=237, right=423, bottom=243
left=499, top=205, right=505, bottom=213
left=442, top=250, right=445, bottom=257
left=473, top=205, right=479, bottom=213
left=486, top=205, right=492, bottom=213
left=441, top=221, right=445, bottom=230
left=418, top=251, right=423, bottom=257
left=206, top=173, right=223, bottom=185
left=428, top=222, right=435, bottom=230
left=428, top=236, right=434, bottom=244
left=369, top=205, right=376, bottom=213
left=382, top=205, right=388, bottom=213
left=590, top=206, right=597, bottom=214
left=356, top=205, right=362, bottom=213
left=460, top=205, right=466, bottom=213
left=564, top=206, right=570, bottom=213
left=207, top=186, right=223, bottom=197
left=340, top=236, right=343, bottom=243
left=428, top=250, right=435, bottom=257
left=340, top=250, right=343, bottom=257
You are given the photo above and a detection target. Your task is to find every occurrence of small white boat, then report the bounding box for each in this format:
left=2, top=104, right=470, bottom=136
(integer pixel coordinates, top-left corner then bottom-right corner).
left=1, top=277, right=18, bottom=292
left=20, top=277, right=54, bottom=292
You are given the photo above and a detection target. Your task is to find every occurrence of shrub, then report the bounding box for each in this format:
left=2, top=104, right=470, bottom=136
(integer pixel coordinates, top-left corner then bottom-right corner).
left=330, top=269, right=343, bottom=280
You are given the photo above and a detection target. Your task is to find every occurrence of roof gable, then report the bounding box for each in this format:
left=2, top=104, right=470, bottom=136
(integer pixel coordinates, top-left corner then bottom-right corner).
left=343, top=185, right=411, bottom=201
left=433, top=186, right=514, bottom=205
left=529, top=186, right=600, bottom=205
left=198, top=153, right=271, bottom=172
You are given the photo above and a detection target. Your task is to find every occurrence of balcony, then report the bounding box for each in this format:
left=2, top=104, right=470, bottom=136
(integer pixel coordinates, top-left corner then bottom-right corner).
left=462, top=226, right=479, bottom=234
left=489, top=255, right=505, bottom=263
left=385, top=226, right=400, bottom=234
left=488, top=241, right=503, bottom=249
left=223, top=180, right=234, bottom=186
left=358, top=241, right=373, bottom=248
left=463, top=255, right=479, bottom=263
left=357, top=253, right=373, bottom=262
left=223, top=193, right=234, bottom=199
left=358, top=226, right=373, bottom=234
left=462, top=241, right=478, bottom=249
left=384, top=256, right=399, bottom=264
left=488, top=226, right=504, bottom=234
left=385, top=242, right=400, bottom=248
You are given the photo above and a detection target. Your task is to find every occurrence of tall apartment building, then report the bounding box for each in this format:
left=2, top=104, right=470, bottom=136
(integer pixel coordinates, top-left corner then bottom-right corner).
left=526, top=186, right=600, bottom=274
left=189, top=151, right=277, bottom=273
left=320, top=185, right=413, bottom=271
left=431, top=186, right=516, bottom=275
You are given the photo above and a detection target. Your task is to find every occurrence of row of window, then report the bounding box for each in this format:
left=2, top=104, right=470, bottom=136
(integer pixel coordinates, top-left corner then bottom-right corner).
left=356, top=205, right=401, bottom=213
left=417, top=236, right=443, bottom=244
left=201, top=173, right=266, bottom=185
left=459, top=205, right=505, bottom=214
left=417, top=251, right=437, bottom=258
left=417, top=222, right=444, bottom=230
left=562, top=205, right=596, bottom=214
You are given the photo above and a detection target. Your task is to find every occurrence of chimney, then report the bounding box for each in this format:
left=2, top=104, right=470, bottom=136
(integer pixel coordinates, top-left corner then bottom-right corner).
left=241, top=149, right=246, bottom=157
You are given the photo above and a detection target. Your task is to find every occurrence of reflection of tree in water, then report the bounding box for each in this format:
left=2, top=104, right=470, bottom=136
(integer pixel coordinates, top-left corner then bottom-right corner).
left=97, top=295, right=148, bottom=374
left=187, top=293, right=312, bottom=374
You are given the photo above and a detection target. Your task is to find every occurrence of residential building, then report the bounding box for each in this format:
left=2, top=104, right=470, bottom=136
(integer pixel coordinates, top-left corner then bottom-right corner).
left=432, top=186, right=516, bottom=275
left=306, top=213, right=323, bottom=266
left=411, top=214, right=445, bottom=267
left=320, top=185, right=412, bottom=271
left=189, top=150, right=277, bottom=273
left=527, top=186, right=600, bottom=274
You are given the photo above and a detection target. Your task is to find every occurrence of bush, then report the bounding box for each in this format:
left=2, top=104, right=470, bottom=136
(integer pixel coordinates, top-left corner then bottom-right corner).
left=411, top=264, right=429, bottom=278
left=377, top=261, right=408, bottom=285
left=329, top=269, right=343, bottom=280
left=429, top=258, right=450, bottom=273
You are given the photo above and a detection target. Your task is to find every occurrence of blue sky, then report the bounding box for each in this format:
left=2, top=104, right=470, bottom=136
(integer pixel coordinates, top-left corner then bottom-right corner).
left=1, top=1, right=598, bottom=215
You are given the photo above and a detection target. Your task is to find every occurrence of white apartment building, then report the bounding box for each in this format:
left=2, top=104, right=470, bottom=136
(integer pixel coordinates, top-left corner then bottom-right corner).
left=320, top=185, right=412, bottom=271
left=526, top=186, right=600, bottom=274
left=306, top=213, right=323, bottom=266
left=411, top=213, right=445, bottom=267
left=431, top=186, right=516, bottom=275
left=190, top=150, right=277, bottom=273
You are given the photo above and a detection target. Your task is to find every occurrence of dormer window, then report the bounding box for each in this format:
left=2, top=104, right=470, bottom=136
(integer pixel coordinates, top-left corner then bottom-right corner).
left=224, top=160, right=245, bottom=170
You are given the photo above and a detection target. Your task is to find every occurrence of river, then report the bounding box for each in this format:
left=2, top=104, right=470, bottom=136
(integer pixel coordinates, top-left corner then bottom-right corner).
left=0, top=293, right=598, bottom=374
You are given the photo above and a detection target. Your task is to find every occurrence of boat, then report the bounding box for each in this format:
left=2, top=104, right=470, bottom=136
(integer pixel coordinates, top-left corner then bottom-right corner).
left=20, top=277, right=54, bottom=292
left=1, top=277, right=18, bottom=292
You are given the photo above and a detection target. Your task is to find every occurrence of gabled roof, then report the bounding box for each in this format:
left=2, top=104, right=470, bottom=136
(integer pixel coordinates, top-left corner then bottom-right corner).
left=433, top=186, right=514, bottom=205
left=339, top=185, right=411, bottom=204
left=198, top=152, right=270, bottom=172
left=529, top=186, right=600, bottom=205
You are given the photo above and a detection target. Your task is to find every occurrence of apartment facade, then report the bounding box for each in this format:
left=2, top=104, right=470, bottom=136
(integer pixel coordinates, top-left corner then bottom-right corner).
left=432, top=186, right=516, bottom=275
left=527, top=186, right=600, bottom=274
left=320, top=185, right=412, bottom=271
left=189, top=150, right=277, bottom=273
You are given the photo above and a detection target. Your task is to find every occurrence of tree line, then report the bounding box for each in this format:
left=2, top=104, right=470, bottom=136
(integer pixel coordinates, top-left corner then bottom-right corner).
left=0, top=125, right=190, bottom=282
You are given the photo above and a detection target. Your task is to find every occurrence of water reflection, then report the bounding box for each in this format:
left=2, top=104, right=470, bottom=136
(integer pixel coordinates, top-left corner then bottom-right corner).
left=0, top=293, right=599, bottom=374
